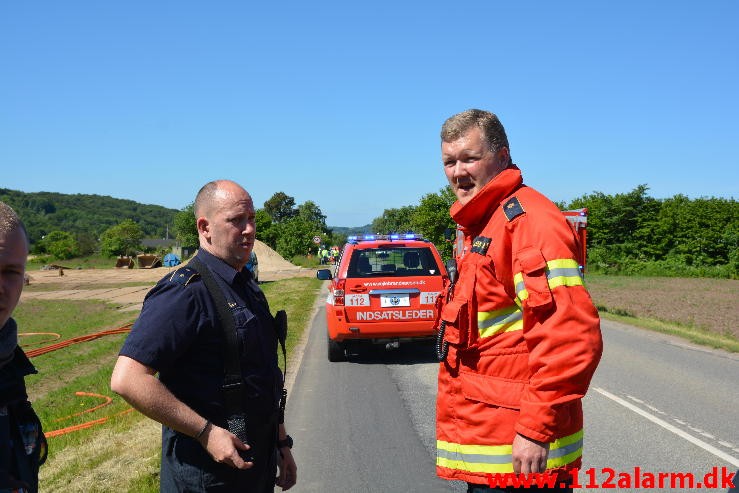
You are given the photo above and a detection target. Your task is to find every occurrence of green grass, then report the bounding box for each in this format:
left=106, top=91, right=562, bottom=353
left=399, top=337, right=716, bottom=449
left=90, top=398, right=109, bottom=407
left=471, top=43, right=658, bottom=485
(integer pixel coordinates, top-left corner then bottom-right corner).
left=15, top=277, right=321, bottom=492
left=597, top=308, right=739, bottom=353
left=27, top=254, right=121, bottom=270
left=261, top=278, right=322, bottom=356
left=289, top=254, right=322, bottom=268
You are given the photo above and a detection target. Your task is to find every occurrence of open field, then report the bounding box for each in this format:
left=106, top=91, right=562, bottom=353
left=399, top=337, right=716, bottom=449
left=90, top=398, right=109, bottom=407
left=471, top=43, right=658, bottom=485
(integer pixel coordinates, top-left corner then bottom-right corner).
left=585, top=274, right=739, bottom=350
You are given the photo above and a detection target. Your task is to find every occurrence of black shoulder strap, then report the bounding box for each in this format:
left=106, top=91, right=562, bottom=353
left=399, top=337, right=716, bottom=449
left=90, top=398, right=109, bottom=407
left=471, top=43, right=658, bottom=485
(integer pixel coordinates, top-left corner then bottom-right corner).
left=186, top=257, right=244, bottom=419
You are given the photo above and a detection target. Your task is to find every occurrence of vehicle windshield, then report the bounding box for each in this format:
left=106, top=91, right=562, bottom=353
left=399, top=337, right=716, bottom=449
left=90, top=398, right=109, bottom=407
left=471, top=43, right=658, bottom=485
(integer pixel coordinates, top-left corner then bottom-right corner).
left=347, top=247, right=440, bottom=278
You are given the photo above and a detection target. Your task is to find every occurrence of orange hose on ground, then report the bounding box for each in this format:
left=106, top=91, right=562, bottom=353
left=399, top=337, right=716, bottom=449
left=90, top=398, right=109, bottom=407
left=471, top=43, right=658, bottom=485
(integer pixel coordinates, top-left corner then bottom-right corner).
left=18, top=332, right=62, bottom=347
left=53, top=392, right=113, bottom=422
left=25, top=323, right=132, bottom=358
left=25, top=323, right=136, bottom=437
left=45, top=408, right=135, bottom=438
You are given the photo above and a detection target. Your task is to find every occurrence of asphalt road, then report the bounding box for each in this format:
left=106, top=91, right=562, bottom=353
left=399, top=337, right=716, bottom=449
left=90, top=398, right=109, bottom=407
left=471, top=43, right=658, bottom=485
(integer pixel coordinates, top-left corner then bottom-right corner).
left=286, top=303, right=739, bottom=492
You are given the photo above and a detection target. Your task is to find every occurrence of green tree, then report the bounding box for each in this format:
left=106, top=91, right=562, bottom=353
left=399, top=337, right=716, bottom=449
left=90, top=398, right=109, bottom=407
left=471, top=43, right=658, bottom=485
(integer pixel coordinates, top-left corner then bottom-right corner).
left=100, top=219, right=144, bottom=257
left=75, top=232, right=98, bottom=256
left=264, top=192, right=297, bottom=223
left=255, top=208, right=277, bottom=249
left=274, top=217, right=324, bottom=259
left=40, top=231, right=80, bottom=260
left=297, top=201, right=329, bottom=233
left=174, top=203, right=198, bottom=248
left=412, top=186, right=457, bottom=259
left=371, top=206, right=417, bottom=234
left=327, top=231, right=347, bottom=248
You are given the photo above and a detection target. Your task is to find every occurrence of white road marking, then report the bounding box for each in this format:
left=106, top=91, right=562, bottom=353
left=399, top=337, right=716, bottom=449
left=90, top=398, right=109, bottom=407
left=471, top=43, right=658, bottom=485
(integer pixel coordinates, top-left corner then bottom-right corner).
left=593, top=386, right=739, bottom=468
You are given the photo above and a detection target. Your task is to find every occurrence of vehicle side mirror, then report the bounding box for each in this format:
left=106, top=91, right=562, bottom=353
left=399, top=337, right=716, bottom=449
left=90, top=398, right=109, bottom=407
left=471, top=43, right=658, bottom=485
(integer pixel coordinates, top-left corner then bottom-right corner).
left=443, top=228, right=453, bottom=241
left=316, top=269, right=332, bottom=281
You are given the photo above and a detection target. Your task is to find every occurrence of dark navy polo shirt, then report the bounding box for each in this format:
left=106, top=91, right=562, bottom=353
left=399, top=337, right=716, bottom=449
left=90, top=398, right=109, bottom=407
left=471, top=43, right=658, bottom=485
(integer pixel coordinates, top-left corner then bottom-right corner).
left=120, top=249, right=281, bottom=425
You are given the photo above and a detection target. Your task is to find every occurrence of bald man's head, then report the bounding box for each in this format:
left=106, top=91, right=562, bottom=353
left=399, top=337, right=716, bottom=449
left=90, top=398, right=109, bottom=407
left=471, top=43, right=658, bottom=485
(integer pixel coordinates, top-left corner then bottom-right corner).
left=194, top=180, right=256, bottom=270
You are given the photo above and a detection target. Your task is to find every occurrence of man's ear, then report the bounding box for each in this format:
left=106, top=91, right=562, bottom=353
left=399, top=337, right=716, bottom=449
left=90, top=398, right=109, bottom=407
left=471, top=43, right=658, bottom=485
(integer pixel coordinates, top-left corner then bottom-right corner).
left=196, top=217, right=210, bottom=239
left=496, top=146, right=511, bottom=166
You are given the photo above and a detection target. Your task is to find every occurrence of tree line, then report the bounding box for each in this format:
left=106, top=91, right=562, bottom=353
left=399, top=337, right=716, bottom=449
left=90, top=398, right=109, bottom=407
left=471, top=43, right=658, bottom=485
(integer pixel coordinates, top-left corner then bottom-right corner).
left=369, top=184, right=738, bottom=279
left=6, top=185, right=736, bottom=279
left=0, top=188, right=177, bottom=259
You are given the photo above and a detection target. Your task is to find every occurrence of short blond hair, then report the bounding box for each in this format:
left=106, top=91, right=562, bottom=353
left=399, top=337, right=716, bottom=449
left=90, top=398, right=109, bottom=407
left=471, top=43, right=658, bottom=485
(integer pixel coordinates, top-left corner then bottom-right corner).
left=441, top=109, right=511, bottom=163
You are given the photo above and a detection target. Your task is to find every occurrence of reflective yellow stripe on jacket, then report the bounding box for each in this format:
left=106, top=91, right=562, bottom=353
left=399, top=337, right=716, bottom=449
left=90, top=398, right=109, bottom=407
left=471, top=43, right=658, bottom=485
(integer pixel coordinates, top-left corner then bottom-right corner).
left=477, top=305, right=522, bottom=338
left=513, top=259, right=583, bottom=301
left=477, top=259, right=582, bottom=339
left=436, top=430, right=583, bottom=474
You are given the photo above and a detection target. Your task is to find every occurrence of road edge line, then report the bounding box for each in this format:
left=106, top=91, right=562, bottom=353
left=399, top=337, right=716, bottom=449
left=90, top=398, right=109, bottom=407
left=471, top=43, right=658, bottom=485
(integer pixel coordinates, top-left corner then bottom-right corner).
left=593, top=386, right=739, bottom=468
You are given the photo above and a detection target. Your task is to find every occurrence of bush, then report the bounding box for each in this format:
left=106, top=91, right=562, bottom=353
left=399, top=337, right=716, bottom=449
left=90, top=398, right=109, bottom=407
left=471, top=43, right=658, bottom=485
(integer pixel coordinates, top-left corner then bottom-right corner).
left=39, top=231, right=80, bottom=260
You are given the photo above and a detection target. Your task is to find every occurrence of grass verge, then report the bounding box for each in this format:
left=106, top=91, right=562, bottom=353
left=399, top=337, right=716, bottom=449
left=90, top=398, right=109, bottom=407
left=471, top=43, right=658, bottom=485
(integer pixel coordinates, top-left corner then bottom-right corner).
left=14, top=277, right=321, bottom=492
left=596, top=308, right=739, bottom=353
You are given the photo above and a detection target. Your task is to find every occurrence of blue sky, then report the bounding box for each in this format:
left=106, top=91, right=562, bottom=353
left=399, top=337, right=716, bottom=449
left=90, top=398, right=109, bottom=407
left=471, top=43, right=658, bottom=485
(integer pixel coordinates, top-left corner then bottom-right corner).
left=1, top=1, right=737, bottom=227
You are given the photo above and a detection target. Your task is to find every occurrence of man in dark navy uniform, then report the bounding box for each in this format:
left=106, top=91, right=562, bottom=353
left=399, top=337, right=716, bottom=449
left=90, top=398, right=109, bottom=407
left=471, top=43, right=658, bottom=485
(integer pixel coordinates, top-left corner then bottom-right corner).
left=111, top=180, right=297, bottom=492
left=0, top=202, right=46, bottom=493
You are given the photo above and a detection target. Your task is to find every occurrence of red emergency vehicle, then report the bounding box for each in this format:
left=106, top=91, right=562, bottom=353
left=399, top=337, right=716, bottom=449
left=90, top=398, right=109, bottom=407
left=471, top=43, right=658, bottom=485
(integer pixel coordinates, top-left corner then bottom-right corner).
left=316, top=233, right=448, bottom=361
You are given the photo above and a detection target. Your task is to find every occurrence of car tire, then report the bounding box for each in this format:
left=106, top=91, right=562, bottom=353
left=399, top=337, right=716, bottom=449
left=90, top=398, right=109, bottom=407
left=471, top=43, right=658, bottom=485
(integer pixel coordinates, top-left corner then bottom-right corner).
left=327, top=337, right=346, bottom=362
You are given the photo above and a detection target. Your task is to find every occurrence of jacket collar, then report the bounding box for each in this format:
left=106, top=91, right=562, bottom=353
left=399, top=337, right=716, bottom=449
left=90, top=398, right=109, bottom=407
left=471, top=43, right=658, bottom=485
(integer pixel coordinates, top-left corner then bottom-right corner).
left=196, top=248, right=248, bottom=285
left=450, top=166, right=524, bottom=232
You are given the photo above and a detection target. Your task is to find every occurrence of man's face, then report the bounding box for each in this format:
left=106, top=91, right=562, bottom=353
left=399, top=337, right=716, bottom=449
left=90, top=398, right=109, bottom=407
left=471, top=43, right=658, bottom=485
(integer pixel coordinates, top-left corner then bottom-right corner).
left=442, top=127, right=509, bottom=205
left=199, top=184, right=256, bottom=271
left=0, top=228, right=27, bottom=328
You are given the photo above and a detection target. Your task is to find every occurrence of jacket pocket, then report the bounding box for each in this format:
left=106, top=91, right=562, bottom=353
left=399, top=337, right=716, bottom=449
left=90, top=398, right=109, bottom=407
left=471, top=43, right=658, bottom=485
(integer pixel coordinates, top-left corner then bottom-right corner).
left=515, top=247, right=553, bottom=310
left=440, top=297, right=469, bottom=346
left=460, top=371, right=526, bottom=410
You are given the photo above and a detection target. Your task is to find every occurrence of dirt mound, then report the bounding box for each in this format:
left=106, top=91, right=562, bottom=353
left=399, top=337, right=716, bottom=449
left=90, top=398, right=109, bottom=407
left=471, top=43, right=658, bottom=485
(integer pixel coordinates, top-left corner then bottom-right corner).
left=253, top=240, right=299, bottom=271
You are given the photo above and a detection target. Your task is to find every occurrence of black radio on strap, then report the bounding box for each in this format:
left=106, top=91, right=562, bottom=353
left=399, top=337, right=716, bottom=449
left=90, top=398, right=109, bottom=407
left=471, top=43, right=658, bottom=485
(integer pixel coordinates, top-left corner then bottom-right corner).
left=273, top=309, right=288, bottom=424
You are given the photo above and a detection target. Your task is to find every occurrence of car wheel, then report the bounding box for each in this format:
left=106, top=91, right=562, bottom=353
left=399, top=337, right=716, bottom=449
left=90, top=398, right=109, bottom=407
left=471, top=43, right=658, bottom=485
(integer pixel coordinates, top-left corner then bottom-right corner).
left=327, top=337, right=346, bottom=362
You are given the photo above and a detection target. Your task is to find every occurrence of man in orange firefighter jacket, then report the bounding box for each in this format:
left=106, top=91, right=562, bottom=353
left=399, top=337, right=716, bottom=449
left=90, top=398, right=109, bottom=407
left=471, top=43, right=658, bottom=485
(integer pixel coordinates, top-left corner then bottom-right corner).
left=435, top=109, right=603, bottom=492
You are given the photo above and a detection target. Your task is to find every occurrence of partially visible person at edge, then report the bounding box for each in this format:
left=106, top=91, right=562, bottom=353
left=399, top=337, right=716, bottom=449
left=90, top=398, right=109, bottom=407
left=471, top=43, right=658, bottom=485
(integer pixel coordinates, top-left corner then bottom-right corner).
left=0, top=202, right=47, bottom=493
left=110, top=180, right=297, bottom=492
left=434, top=110, right=603, bottom=493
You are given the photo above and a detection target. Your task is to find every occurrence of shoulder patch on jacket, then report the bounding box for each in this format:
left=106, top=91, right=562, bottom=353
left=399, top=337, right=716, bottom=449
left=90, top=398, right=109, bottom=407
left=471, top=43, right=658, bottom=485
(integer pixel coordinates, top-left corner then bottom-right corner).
left=502, top=196, right=525, bottom=221
left=168, top=267, right=200, bottom=286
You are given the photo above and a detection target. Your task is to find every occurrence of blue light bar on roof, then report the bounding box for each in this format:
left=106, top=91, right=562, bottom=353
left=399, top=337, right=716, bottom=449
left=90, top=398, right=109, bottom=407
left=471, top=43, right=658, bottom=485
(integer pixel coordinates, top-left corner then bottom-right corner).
left=347, top=232, right=423, bottom=243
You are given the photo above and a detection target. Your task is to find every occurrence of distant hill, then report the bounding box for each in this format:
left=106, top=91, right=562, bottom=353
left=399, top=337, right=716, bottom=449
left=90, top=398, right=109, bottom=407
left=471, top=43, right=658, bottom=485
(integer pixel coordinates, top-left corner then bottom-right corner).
left=330, top=224, right=373, bottom=236
left=0, top=188, right=178, bottom=244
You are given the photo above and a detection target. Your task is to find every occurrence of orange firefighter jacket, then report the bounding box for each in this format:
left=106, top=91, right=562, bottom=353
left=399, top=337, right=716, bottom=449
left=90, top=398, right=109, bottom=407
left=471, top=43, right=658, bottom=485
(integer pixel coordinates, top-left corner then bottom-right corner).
left=436, top=166, right=603, bottom=485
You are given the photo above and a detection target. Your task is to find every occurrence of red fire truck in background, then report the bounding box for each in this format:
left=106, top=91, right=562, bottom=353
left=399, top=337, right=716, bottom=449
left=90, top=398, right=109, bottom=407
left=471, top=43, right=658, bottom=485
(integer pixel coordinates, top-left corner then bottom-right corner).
left=562, top=208, right=589, bottom=271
